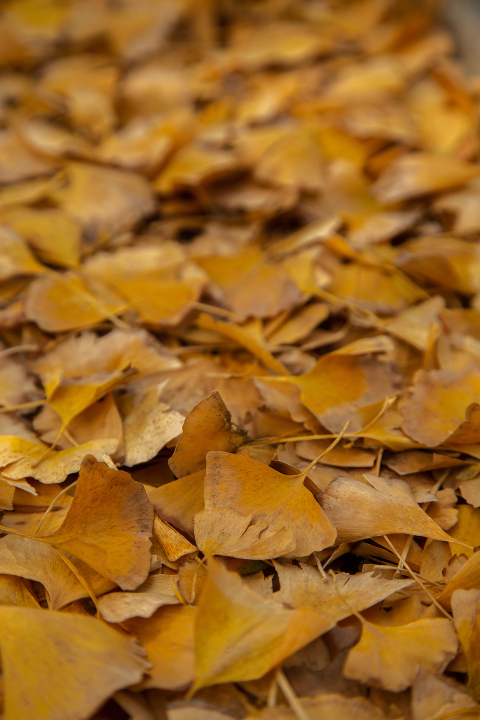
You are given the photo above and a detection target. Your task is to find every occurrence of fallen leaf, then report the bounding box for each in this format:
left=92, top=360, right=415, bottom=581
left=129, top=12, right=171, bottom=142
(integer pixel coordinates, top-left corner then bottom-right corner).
left=320, top=474, right=458, bottom=543
left=169, top=391, right=245, bottom=478
left=274, top=562, right=413, bottom=620
left=189, top=558, right=332, bottom=693
left=343, top=617, right=458, bottom=692
left=0, top=605, right=150, bottom=720
left=124, top=605, right=197, bottom=690
left=98, top=573, right=180, bottom=623
left=0, top=534, right=115, bottom=610
left=452, top=589, right=480, bottom=701
left=117, top=383, right=184, bottom=467
left=204, top=451, right=337, bottom=556
left=14, top=456, right=155, bottom=590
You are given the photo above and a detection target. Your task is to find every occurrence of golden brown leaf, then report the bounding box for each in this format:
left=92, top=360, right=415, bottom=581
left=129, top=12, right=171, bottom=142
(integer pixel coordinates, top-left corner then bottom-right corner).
left=0, top=606, right=150, bottom=720
left=204, top=451, right=337, bottom=556
left=169, top=391, right=245, bottom=478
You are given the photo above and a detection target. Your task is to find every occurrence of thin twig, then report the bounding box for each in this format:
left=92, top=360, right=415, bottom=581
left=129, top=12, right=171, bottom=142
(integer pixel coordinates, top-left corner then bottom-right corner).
left=277, top=670, right=310, bottom=720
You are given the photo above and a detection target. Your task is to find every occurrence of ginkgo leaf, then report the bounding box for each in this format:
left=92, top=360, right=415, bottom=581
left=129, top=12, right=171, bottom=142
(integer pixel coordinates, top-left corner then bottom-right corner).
left=320, top=474, right=459, bottom=544
left=24, top=271, right=125, bottom=332
left=19, top=456, right=155, bottom=590
left=411, top=668, right=479, bottom=720
left=98, top=573, right=180, bottom=623
left=400, top=368, right=480, bottom=446
left=0, top=534, right=116, bottom=610
left=117, top=383, right=184, bottom=467
left=29, top=328, right=180, bottom=379
left=189, top=558, right=332, bottom=693
left=196, top=249, right=301, bottom=319
left=148, top=470, right=205, bottom=537
left=169, top=391, right=245, bottom=478
left=373, top=152, right=480, bottom=203
left=204, top=451, right=337, bottom=556
left=196, top=314, right=287, bottom=375
left=60, top=161, right=156, bottom=234
left=440, top=551, right=480, bottom=609
left=44, top=365, right=136, bottom=438
left=254, top=693, right=387, bottom=720
left=452, top=589, right=480, bottom=701
left=273, top=562, right=413, bottom=620
left=343, top=617, right=458, bottom=692
left=4, top=207, right=82, bottom=268
left=124, top=605, right=197, bottom=690
left=0, top=606, right=150, bottom=720
left=0, top=436, right=119, bottom=484
left=266, top=353, right=401, bottom=432
left=194, top=507, right=295, bottom=559
left=0, top=574, right=39, bottom=608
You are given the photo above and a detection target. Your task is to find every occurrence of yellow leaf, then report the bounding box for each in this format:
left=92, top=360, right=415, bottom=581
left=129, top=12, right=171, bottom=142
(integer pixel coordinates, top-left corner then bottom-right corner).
left=0, top=436, right=119, bottom=484
left=321, top=473, right=458, bottom=543
left=169, top=391, right=245, bottom=478
left=117, top=383, right=184, bottom=467
left=253, top=693, right=387, bottom=720
left=452, top=589, right=480, bottom=701
left=269, top=352, right=400, bottom=432
left=149, top=469, right=205, bottom=538
left=400, top=368, right=480, bottom=446
left=124, top=605, right=197, bottom=690
left=98, top=573, right=180, bottom=623
left=0, top=534, right=115, bottom=610
left=274, top=563, right=413, bottom=620
left=44, top=365, right=136, bottom=437
left=373, top=152, right=480, bottom=203
left=0, top=606, right=150, bottom=720
left=0, top=574, right=39, bottom=608
left=197, top=249, right=300, bottom=319
left=343, top=617, right=458, bottom=692
left=194, top=507, right=295, bottom=559
left=440, top=550, right=480, bottom=609
left=196, top=313, right=287, bottom=375
left=4, top=207, right=81, bottom=268
left=204, top=451, right=337, bottom=556
left=24, top=272, right=124, bottom=332
left=189, top=558, right=332, bottom=693
left=31, top=456, right=154, bottom=590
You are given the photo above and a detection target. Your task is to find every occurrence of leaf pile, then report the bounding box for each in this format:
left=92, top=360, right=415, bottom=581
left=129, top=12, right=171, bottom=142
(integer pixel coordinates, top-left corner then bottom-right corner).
left=2, top=1, right=480, bottom=719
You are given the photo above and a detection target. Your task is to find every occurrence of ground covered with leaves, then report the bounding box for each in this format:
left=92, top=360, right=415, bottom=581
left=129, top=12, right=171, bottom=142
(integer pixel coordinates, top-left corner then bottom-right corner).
left=3, top=0, right=480, bottom=719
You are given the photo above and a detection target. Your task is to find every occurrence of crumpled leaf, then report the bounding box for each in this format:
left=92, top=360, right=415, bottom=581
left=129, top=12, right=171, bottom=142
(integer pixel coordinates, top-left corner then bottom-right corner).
left=117, top=383, right=184, bottom=467
left=204, top=451, right=337, bottom=556
left=273, top=562, right=413, bottom=620
left=189, top=558, right=332, bottom=693
left=320, top=473, right=458, bottom=544
left=0, top=605, right=150, bottom=720
left=343, top=617, right=458, bottom=692
left=169, top=391, right=245, bottom=478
